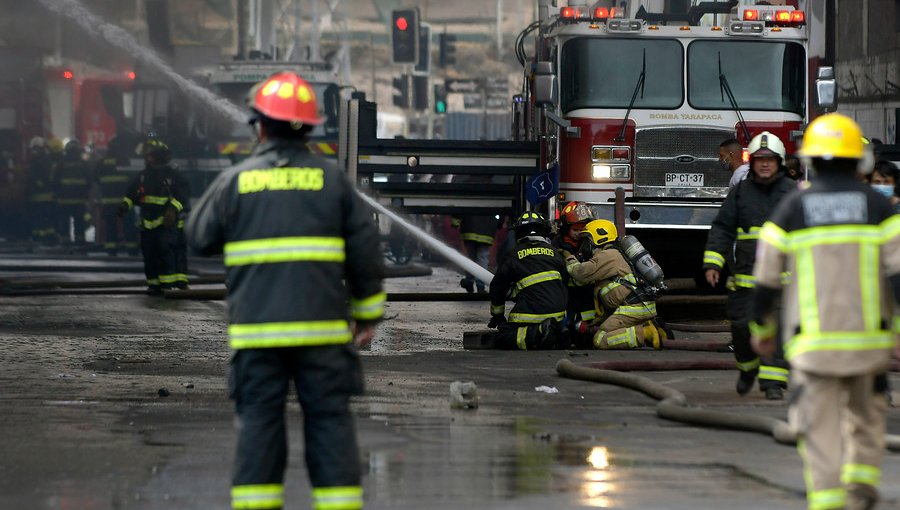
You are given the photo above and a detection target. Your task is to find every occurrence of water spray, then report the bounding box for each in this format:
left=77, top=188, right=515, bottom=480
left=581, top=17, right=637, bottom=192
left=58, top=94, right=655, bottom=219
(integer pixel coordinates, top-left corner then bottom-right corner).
left=37, top=0, right=247, bottom=124
left=40, top=0, right=495, bottom=286
left=355, top=194, right=494, bottom=284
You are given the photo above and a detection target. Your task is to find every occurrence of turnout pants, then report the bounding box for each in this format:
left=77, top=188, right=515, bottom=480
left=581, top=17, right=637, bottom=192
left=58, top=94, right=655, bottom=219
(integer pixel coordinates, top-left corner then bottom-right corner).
left=99, top=205, right=138, bottom=254
left=461, top=240, right=491, bottom=290
left=591, top=302, right=656, bottom=350
left=495, top=319, right=564, bottom=350
left=790, top=370, right=888, bottom=510
left=140, top=227, right=177, bottom=288
left=729, top=288, right=790, bottom=390
left=230, top=345, right=365, bottom=510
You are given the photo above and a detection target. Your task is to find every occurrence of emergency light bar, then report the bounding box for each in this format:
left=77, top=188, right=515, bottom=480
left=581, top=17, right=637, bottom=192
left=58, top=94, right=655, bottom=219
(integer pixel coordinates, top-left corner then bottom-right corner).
left=742, top=8, right=805, bottom=27
left=559, top=6, right=625, bottom=22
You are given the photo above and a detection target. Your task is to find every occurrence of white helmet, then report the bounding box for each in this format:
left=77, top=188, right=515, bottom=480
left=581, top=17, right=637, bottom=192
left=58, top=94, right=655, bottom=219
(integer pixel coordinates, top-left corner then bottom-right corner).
left=747, top=131, right=785, bottom=161
left=29, top=136, right=46, bottom=150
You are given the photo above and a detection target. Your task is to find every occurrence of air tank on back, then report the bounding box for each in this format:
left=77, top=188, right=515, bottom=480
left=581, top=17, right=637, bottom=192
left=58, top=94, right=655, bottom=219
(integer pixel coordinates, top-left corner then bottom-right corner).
left=619, top=235, right=665, bottom=289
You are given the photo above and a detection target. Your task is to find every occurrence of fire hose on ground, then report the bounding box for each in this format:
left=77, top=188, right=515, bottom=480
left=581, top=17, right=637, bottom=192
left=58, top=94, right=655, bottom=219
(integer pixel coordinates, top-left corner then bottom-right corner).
left=556, top=358, right=900, bottom=452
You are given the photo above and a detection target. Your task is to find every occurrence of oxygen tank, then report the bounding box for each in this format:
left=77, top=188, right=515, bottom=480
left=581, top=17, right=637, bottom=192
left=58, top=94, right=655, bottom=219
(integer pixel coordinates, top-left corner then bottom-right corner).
left=619, top=235, right=665, bottom=288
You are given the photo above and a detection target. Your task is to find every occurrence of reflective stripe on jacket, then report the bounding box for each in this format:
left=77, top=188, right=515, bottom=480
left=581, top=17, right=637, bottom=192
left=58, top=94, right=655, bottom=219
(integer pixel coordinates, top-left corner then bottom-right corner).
left=490, top=236, right=568, bottom=324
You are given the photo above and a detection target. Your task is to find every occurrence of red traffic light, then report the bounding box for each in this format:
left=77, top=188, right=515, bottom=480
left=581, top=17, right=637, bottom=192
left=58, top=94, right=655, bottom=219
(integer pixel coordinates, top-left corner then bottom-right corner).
left=395, top=16, right=409, bottom=31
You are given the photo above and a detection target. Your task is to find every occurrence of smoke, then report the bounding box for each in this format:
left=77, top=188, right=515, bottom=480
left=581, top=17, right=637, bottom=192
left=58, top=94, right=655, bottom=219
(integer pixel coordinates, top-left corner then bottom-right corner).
left=35, top=0, right=246, bottom=124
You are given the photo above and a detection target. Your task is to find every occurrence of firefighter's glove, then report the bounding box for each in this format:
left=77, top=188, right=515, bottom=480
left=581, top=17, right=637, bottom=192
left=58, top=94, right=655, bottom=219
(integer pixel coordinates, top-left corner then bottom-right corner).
left=116, top=203, right=129, bottom=218
left=576, top=237, right=594, bottom=262
left=488, top=314, right=506, bottom=329
left=162, top=207, right=177, bottom=228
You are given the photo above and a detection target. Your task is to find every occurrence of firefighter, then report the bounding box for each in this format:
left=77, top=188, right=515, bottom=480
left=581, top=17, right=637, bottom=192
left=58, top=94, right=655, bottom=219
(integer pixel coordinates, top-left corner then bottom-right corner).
left=750, top=113, right=900, bottom=510
left=53, top=139, right=91, bottom=243
left=564, top=219, right=663, bottom=350
left=488, top=211, right=568, bottom=350
left=25, top=136, right=58, bottom=244
left=703, top=131, right=796, bottom=399
left=552, top=201, right=598, bottom=348
left=94, top=137, right=136, bottom=255
left=118, top=138, right=184, bottom=295
left=186, top=71, right=382, bottom=510
left=170, top=171, right=191, bottom=289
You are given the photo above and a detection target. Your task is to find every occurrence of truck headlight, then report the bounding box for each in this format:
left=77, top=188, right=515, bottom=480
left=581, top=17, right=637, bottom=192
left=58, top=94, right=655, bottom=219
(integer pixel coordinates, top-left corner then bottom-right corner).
left=592, top=164, right=630, bottom=180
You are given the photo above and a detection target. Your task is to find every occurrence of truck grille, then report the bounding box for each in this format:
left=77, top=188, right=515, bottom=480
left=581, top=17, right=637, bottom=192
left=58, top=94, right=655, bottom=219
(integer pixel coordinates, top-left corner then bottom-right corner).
left=634, top=127, right=734, bottom=197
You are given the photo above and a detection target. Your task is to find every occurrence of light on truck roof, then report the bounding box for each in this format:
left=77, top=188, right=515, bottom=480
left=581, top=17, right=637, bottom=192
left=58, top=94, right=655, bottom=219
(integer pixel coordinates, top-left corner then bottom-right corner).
left=775, top=11, right=791, bottom=23
left=593, top=7, right=609, bottom=20
left=743, top=9, right=759, bottom=21
left=62, top=70, right=74, bottom=79
left=790, top=11, right=805, bottom=24
left=560, top=6, right=579, bottom=19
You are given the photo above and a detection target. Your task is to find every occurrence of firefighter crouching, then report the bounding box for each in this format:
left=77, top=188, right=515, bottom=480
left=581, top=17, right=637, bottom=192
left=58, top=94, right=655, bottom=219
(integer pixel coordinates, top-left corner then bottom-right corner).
left=703, top=131, right=796, bottom=400
left=564, top=220, right=665, bottom=350
left=187, top=71, right=383, bottom=510
left=118, top=139, right=185, bottom=295
left=750, top=113, right=900, bottom=510
left=552, top=201, right=598, bottom=348
left=488, top=211, right=568, bottom=350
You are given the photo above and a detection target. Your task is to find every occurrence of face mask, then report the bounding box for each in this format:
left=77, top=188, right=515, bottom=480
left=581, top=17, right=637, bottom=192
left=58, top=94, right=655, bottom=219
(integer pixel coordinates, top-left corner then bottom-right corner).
left=872, top=184, right=895, bottom=197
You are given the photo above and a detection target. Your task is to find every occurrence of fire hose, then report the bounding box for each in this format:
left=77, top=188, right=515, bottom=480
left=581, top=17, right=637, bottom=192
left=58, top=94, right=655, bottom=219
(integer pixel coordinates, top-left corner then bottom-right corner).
left=556, top=358, right=900, bottom=452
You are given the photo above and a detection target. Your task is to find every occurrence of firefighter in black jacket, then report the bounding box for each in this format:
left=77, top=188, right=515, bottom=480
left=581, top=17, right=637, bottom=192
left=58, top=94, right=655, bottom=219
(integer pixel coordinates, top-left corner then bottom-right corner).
left=95, top=137, right=137, bottom=255
left=186, top=72, right=382, bottom=510
left=118, top=138, right=184, bottom=295
left=25, top=137, right=57, bottom=244
left=489, top=211, right=568, bottom=350
left=53, top=139, right=91, bottom=243
left=703, top=131, right=797, bottom=399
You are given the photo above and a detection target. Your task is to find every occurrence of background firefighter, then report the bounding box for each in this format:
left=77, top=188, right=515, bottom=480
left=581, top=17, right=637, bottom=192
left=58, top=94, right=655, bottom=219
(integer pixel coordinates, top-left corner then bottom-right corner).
left=118, top=138, right=185, bottom=295
left=186, top=71, right=383, bottom=510
left=750, top=113, right=900, bottom=510
left=488, top=211, right=568, bottom=350
left=564, top=219, right=664, bottom=350
left=52, top=139, right=91, bottom=244
left=703, top=131, right=796, bottom=400
left=25, top=136, right=58, bottom=244
left=94, top=136, right=138, bottom=255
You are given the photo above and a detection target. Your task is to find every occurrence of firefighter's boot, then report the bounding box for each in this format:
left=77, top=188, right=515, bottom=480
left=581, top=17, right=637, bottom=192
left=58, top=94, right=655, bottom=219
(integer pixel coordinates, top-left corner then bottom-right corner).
left=652, top=318, right=674, bottom=341
left=764, top=387, right=784, bottom=401
left=460, top=277, right=474, bottom=293
left=736, top=371, right=757, bottom=396
left=642, top=322, right=661, bottom=350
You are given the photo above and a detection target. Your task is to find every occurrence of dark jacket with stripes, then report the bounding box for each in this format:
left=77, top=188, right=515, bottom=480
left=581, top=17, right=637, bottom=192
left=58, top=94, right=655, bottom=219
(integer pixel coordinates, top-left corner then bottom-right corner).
left=703, top=171, right=796, bottom=289
left=489, top=236, right=568, bottom=324
left=121, top=163, right=185, bottom=230
left=53, top=155, right=91, bottom=206
left=186, top=138, right=384, bottom=350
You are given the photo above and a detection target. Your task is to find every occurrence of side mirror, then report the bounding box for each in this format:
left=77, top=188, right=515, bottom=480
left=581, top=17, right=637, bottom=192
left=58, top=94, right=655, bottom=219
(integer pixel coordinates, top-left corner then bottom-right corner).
left=534, top=61, right=558, bottom=106
left=815, top=66, right=836, bottom=111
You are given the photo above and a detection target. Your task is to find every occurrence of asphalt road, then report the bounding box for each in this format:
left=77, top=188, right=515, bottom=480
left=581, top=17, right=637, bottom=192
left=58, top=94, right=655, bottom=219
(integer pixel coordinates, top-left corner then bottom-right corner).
left=1, top=257, right=898, bottom=510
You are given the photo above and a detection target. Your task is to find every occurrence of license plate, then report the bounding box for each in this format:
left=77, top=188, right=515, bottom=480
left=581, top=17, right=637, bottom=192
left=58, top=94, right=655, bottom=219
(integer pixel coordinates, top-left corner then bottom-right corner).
left=665, top=173, right=704, bottom=187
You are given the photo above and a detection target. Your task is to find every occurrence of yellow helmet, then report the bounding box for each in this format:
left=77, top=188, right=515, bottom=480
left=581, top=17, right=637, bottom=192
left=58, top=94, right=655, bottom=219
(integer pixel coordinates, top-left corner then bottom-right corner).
left=581, top=219, right=618, bottom=247
left=798, top=113, right=865, bottom=160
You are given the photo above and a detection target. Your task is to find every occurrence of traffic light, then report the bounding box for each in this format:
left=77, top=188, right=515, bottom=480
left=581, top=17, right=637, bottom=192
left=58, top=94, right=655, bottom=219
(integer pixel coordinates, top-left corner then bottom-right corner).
left=392, top=75, right=410, bottom=108
left=391, top=8, right=419, bottom=64
left=414, top=24, right=431, bottom=74
left=434, top=84, right=447, bottom=114
left=413, top=75, right=429, bottom=111
left=438, top=33, right=457, bottom=68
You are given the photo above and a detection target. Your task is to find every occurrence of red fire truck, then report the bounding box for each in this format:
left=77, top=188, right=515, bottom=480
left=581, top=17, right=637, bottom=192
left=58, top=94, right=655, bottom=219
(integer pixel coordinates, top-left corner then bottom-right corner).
left=515, top=0, right=818, bottom=277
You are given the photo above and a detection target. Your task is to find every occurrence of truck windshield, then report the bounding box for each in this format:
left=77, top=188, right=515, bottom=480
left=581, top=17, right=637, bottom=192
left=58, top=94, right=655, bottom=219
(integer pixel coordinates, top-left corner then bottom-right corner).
left=560, top=38, right=683, bottom=112
left=688, top=41, right=805, bottom=114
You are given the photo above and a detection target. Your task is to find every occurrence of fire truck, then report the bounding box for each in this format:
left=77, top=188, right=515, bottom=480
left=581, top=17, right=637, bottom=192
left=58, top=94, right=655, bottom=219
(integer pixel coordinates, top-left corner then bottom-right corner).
left=515, top=0, right=820, bottom=278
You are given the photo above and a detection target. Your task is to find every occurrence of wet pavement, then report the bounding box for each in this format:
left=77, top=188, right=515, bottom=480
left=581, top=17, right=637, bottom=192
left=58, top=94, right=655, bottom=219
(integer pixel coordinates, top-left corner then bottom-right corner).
left=1, top=252, right=899, bottom=509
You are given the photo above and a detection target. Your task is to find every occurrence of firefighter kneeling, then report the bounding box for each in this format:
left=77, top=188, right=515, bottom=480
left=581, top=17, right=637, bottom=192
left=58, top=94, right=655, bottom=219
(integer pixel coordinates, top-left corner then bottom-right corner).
left=488, top=211, right=569, bottom=350
left=565, top=220, right=666, bottom=350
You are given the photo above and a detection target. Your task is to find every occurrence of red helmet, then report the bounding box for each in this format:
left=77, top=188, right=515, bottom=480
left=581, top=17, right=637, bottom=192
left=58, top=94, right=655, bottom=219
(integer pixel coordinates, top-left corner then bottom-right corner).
left=249, top=72, right=324, bottom=125
left=560, top=201, right=593, bottom=226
